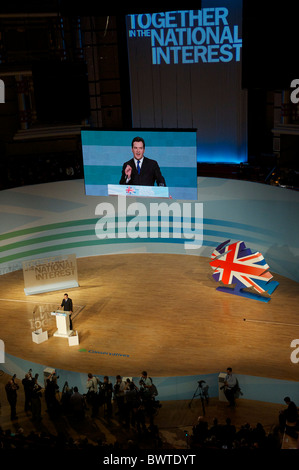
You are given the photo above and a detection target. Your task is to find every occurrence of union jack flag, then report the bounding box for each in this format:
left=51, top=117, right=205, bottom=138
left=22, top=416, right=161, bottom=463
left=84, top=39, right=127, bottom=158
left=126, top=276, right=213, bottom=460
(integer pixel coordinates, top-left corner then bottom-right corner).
left=210, top=240, right=278, bottom=296
left=125, top=186, right=136, bottom=195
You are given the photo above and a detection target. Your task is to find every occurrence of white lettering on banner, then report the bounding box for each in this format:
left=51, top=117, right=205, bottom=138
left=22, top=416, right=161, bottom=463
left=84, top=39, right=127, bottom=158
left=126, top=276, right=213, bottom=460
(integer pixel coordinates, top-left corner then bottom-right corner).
left=127, top=8, right=242, bottom=64
left=23, top=255, right=77, bottom=281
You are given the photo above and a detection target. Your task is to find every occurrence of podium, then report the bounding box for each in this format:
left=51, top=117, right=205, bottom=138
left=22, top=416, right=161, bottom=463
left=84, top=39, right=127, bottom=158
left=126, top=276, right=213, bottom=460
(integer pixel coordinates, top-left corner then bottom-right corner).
left=51, top=310, right=73, bottom=338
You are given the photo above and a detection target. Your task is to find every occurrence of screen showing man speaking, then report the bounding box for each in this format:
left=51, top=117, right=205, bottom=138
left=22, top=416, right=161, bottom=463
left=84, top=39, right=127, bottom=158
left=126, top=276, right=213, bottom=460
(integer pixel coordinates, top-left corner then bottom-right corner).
left=81, top=129, right=198, bottom=200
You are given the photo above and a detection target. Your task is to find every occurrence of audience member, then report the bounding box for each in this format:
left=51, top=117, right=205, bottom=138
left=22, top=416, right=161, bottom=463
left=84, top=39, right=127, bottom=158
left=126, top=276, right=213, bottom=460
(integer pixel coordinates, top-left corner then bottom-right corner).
left=45, top=371, right=60, bottom=418
left=222, top=417, right=236, bottom=448
left=86, top=373, right=100, bottom=418
left=61, top=381, right=73, bottom=414
left=5, top=376, right=19, bottom=420
left=31, top=378, right=42, bottom=423
left=69, top=386, right=85, bottom=421
left=113, top=375, right=126, bottom=421
left=21, top=371, right=33, bottom=413
left=279, top=396, right=298, bottom=431
left=101, top=376, right=113, bottom=418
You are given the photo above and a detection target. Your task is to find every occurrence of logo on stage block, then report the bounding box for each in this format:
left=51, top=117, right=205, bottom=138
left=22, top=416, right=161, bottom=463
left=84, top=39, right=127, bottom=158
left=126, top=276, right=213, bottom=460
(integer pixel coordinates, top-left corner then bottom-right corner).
left=0, top=339, right=5, bottom=363
left=209, top=240, right=279, bottom=302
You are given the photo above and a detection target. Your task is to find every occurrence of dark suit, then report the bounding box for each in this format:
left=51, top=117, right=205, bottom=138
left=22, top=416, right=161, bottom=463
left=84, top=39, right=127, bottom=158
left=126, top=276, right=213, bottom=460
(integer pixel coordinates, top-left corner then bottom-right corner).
left=61, top=297, right=73, bottom=330
left=119, top=157, right=166, bottom=187
left=61, top=297, right=73, bottom=311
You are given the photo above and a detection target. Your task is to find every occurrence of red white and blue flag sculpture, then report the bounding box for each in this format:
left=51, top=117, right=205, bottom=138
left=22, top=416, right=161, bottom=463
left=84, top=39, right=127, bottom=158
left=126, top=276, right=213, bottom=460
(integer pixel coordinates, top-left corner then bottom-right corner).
left=210, top=240, right=279, bottom=302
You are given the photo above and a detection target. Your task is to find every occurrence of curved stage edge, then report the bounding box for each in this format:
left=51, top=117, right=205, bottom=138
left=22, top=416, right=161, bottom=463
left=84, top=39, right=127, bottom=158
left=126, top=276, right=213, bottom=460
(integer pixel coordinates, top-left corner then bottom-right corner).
left=0, top=178, right=299, bottom=405
left=2, top=353, right=299, bottom=405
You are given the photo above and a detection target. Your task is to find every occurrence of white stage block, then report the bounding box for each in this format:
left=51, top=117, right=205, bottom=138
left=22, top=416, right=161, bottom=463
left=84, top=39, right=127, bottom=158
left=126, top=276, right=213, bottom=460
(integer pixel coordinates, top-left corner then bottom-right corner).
left=32, top=328, right=48, bottom=344
left=68, top=331, right=79, bottom=346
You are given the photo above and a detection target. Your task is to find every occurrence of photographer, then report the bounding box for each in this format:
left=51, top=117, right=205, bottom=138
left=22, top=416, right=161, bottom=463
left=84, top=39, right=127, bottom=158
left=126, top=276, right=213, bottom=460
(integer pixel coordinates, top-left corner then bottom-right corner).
left=113, top=375, right=126, bottom=421
left=70, top=386, right=85, bottom=422
left=5, top=374, right=19, bottom=420
left=45, top=371, right=60, bottom=418
left=61, top=381, right=73, bottom=414
left=124, top=380, right=141, bottom=427
left=31, top=377, right=43, bottom=422
left=86, top=372, right=100, bottom=418
left=279, top=396, right=298, bottom=434
left=22, top=369, right=34, bottom=413
left=139, top=371, right=160, bottom=428
left=139, top=371, right=153, bottom=397
left=101, top=376, right=113, bottom=418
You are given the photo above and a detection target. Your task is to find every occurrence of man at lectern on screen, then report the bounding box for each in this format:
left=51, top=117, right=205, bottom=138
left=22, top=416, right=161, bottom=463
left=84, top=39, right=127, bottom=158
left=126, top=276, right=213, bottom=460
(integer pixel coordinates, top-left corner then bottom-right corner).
left=119, top=136, right=166, bottom=187
left=58, top=293, right=73, bottom=330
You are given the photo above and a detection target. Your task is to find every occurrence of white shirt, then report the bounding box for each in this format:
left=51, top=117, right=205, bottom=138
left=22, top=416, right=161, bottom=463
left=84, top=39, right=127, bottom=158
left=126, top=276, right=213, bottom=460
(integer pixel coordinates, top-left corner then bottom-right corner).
left=126, top=157, right=144, bottom=183
left=86, top=376, right=99, bottom=393
left=134, top=156, right=144, bottom=169
left=225, top=373, right=237, bottom=389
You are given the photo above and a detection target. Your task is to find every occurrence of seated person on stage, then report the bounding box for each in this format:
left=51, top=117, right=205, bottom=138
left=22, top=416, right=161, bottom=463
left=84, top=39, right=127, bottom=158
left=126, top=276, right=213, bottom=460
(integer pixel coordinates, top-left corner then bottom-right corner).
left=119, top=136, right=166, bottom=187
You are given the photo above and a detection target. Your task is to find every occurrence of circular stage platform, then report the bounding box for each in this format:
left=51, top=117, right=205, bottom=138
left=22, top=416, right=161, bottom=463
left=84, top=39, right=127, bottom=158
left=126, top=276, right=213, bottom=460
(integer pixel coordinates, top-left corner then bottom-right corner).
left=1, top=253, right=299, bottom=382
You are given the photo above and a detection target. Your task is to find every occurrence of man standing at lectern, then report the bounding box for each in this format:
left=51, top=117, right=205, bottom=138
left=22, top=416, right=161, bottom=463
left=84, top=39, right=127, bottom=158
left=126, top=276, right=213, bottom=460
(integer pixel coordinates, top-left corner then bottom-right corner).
left=59, top=293, right=73, bottom=330
left=119, top=136, right=166, bottom=187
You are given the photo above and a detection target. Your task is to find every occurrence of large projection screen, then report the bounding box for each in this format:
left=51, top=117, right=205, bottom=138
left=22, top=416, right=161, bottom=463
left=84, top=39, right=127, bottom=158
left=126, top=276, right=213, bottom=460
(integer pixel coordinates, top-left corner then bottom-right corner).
left=126, top=0, right=247, bottom=164
left=81, top=129, right=198, bottom=200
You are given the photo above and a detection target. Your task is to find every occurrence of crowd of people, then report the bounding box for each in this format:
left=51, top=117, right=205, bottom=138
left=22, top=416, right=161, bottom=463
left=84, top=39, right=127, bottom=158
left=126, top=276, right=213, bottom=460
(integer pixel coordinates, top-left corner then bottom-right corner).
left=1, top=369, right=162, bottom=449
left=1, top=368, right=299, bottom=451
left=189, top=416, right=283, bottom=450
left=0, top=151, right=82, bottom=191
left=188, top=390, right=299, bottom=450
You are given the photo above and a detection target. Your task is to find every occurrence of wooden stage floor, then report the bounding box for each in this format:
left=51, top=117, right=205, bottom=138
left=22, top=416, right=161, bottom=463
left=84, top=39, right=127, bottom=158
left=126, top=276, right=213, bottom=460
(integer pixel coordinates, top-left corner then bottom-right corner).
left=0, top=254, right=299, bottom=381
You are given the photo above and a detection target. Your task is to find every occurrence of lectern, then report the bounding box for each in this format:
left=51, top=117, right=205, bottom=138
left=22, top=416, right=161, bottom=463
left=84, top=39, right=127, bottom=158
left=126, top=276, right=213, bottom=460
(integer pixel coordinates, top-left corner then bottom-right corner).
left=51, top=310, right=73, bottom=338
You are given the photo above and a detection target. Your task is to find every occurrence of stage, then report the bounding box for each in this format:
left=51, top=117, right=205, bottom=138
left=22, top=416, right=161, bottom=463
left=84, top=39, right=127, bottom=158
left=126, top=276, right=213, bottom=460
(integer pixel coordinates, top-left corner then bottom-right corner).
left=0, top=177, right=299, bottom=403
left=1, top=253, right=298, bottom=383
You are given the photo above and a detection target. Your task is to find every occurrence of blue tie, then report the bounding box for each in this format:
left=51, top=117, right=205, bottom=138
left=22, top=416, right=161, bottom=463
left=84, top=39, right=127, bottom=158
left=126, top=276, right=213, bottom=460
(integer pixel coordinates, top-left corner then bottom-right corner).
left=137, top=160, right=141, bottom=175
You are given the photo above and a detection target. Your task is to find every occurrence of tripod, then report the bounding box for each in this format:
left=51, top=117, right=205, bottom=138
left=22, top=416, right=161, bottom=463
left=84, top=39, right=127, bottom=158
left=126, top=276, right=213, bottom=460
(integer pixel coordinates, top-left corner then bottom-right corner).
left=188, top=381, right=209, bottom=416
